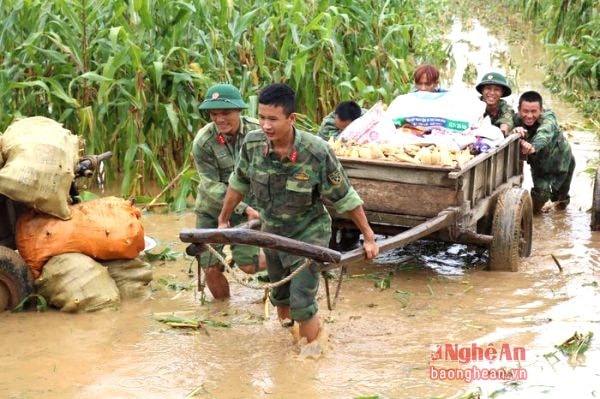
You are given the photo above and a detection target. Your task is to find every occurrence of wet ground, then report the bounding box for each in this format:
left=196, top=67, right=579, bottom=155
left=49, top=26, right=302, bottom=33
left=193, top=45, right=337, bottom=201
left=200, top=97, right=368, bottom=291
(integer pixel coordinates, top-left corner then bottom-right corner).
left=1, top=13, right=600, bottom=399
left=1, top=158, right=598, bottom=399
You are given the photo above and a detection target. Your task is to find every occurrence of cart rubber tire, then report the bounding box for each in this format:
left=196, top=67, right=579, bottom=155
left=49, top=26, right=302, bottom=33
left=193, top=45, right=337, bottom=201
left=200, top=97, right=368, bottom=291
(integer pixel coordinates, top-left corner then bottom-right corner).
left=0, top=246, right=33, bottom=311
left=591, top=166, right=600, bottom=231
left=489, top=188, right=533, bottom=272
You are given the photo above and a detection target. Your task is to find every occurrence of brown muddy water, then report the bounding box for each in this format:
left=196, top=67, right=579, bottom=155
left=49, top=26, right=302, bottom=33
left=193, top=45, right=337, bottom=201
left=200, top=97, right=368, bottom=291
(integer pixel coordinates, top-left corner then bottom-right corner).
left=2, top=18, right=600, bottom=399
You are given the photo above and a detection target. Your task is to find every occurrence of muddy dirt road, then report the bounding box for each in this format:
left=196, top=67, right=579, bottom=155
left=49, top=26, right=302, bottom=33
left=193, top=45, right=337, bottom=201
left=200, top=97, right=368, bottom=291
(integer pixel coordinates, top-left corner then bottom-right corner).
left=1, top=150, right=598, bottom=399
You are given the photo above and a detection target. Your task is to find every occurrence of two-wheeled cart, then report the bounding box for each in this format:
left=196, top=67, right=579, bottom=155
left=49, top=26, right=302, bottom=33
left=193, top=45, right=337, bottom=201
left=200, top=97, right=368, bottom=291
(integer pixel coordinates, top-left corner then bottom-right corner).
left=181, top=133, right=532, bottom=273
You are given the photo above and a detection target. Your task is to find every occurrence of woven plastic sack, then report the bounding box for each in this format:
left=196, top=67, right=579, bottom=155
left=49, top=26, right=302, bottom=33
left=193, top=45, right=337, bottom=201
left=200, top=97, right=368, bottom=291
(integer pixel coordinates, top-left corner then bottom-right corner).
left=103, top=258, right=153, bottom=300
left=16, top=197, right=145, bottom=278
left=0, top=116, right=79, bottom=219
left=385, top=91, right=485, bottom=132
left=35, top=253, right=120, bottom=312
left=338, top=102, right=397, bottom=144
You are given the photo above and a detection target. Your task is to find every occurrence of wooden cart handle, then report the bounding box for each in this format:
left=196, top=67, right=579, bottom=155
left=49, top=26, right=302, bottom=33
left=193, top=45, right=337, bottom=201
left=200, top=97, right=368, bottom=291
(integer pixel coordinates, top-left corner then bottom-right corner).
left=180, top=226, right=342, bottom=264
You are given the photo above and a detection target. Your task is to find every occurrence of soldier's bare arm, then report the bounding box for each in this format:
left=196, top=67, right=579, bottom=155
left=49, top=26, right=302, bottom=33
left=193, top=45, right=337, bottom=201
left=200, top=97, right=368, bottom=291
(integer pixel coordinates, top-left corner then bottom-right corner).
left=345, top=206, right=379, bottom=260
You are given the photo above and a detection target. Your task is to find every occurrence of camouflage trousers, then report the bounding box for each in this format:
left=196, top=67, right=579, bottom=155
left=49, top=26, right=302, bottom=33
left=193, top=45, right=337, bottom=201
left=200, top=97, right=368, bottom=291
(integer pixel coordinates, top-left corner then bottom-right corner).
left=530, top=154, right=576, bottom=204
left=265, top=226, right=330, bottom=322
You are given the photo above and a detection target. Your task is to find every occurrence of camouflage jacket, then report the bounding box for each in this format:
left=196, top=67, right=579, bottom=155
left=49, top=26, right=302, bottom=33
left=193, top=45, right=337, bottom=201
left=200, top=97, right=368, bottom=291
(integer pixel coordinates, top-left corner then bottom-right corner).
left=514, top=110, right=573, bottom=174
left=229, top=128, right=363, bottom=240
left=192, top=116, right=260, bottom=215
left=482, top=98, right=514, bottom=131
left=317, top=108, right=367, bottom=141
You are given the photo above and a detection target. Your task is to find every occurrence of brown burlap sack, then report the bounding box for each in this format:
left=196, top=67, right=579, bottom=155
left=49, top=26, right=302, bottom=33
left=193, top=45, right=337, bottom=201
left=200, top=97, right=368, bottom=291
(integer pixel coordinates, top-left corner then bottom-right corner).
left=103, top=258, right=153, bottom=300
left=35, top=253, right=120, bottom=313
left=0, top=116, right=79, bottom=219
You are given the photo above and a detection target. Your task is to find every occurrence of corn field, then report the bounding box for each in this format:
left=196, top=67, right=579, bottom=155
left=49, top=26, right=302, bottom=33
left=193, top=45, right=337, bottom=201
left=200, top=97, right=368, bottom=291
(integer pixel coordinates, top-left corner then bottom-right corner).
left=0, top=0, right=451, bottom=209
left=501, top=0, right=599, bottom=125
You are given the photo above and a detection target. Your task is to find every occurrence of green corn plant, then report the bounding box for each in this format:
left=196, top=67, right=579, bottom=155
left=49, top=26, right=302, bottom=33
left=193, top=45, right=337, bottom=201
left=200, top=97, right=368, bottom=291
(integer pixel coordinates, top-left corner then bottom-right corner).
left=0, top=0, right=451, bottom=209
left=500, top=0, right=599, bottom=125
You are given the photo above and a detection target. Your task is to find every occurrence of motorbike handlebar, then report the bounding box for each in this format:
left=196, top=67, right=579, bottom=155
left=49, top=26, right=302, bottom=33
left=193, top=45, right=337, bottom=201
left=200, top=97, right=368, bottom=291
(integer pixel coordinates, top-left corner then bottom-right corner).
left=95, top=151, right=113, bottom=163
left=74, top=151, right=113, bottom=178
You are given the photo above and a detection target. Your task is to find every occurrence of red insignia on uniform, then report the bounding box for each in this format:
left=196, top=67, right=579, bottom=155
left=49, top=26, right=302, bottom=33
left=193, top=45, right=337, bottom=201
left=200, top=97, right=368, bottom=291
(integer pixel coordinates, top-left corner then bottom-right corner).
left=289, top=148, right=298, bottom=163
left=216, top=132, right=226, bottom=145
left=212, top=92, right=219, bottom=99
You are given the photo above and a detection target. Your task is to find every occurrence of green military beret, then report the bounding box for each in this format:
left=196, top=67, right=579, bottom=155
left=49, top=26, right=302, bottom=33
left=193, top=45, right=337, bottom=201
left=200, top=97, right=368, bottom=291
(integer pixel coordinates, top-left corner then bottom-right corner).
left=476, top=72, right=511, bottom=97
left=199, top=83, right=248, bottom=110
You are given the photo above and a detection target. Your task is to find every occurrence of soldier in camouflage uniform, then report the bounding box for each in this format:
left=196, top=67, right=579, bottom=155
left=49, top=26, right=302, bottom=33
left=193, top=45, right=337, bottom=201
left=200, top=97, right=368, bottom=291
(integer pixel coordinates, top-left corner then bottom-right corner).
left=317, top=100, right=364, bottom=141
left=218, top=84, right=379, bottom=343
left=192, top=83, right=265, bottom=299
left=476, top=72, right=515, bottom=136
left=513, top=90, right=575, bottom=214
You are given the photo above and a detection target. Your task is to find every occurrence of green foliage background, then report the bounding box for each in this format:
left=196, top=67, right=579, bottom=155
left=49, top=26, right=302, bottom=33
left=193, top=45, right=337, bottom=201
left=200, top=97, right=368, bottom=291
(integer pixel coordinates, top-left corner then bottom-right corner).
left=0, top=0, right=450, bottom=209
left=1, top=0, right=598, bottom=209
left=501, top=0, right=599, bottom=126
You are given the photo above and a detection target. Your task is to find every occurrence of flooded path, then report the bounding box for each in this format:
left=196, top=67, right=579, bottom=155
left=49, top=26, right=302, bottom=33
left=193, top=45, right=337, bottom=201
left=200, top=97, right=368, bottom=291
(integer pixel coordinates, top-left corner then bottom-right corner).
left=1, top=12, right=600, bottom=399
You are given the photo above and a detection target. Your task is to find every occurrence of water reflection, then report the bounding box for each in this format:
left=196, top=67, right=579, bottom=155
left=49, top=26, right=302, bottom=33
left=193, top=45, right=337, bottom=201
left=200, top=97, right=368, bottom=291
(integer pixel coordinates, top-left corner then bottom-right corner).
left=377, top=240, right=487, bottom=276
left=446, top=18, right=510, bottom=91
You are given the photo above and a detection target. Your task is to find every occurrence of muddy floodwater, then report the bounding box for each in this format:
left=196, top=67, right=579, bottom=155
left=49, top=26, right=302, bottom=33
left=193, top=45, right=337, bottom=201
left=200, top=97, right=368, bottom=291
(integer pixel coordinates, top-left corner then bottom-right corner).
left=2, top=16, right=600, bottom=399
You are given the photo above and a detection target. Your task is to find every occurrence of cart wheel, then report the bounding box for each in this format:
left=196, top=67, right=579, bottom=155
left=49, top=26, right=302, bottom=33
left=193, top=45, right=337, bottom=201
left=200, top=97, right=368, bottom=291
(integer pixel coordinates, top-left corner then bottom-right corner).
left=489, top=188, right=533, bottom=272
left=591, top=166, right=600, bottom=231
left=0, top=246, right=33, bottom=311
